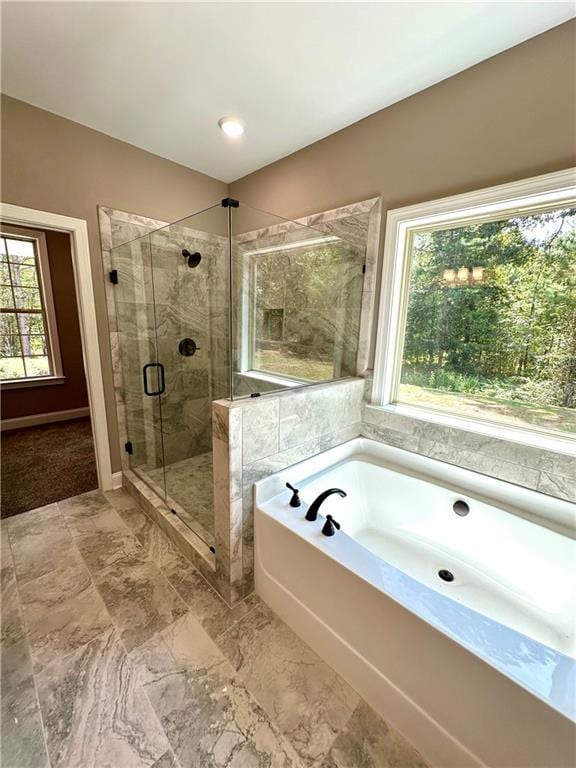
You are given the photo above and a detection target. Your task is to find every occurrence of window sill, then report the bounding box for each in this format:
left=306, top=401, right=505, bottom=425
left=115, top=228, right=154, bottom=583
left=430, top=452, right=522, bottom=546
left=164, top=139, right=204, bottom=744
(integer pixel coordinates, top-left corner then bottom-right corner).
left=0, top=375, right=66, bottom=390
left=371, top=402, right=576, bottom=457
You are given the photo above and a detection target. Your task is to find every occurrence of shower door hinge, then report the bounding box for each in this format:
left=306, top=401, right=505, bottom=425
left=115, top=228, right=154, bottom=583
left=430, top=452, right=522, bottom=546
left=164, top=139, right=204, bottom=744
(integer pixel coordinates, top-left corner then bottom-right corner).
left=209, top=545, right=216, bottom=554
left=362, top=264, right=367, bottom=274
left=250, top=392, right=261, bottom=398
left=124, top=441, right=133, bottom=455
left=221, top=197, right=239, bottom=208
left=109, top=269, right=119, bottom=284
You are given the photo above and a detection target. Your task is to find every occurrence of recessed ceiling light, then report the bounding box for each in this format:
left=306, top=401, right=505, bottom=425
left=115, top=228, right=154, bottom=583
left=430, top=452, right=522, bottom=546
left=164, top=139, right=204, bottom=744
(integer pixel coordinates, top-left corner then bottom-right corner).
left=218, top=116, right=245, bottom=139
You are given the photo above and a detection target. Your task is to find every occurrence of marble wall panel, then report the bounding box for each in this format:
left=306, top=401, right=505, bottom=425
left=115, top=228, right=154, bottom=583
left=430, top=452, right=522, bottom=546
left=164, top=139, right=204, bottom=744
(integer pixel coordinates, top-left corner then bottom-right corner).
left=279, top=379, right=364, bottom=451
left=213, top=378, right=364, bottom=601
left=242, top=398, right=280, bottom=465
left=361, top=403, right=576, bottom=503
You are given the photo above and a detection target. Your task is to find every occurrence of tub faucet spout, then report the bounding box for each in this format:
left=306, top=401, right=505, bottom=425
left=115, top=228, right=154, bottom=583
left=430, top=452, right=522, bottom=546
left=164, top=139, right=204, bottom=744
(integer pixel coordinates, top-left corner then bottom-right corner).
left=305, top=488, right=347, bottom=522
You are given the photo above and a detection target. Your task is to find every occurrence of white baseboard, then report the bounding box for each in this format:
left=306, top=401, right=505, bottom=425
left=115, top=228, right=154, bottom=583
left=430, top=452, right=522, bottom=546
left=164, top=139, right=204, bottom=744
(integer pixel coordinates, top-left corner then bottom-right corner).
left=0, top=407, right=90, bottom=432
left=111, top=471, right=123, bottom=489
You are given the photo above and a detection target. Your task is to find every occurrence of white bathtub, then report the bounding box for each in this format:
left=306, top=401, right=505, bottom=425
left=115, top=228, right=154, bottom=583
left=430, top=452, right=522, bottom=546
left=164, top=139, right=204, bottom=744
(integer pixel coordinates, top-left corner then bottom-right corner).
left=254, top=437, right=576, bottom=768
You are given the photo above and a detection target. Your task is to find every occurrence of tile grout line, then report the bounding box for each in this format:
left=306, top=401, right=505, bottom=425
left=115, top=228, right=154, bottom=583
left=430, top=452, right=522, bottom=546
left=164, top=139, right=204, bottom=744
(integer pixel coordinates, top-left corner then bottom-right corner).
left=213, top=594, right=263, bottom=643
left=5, top=523, right=55, bottom=768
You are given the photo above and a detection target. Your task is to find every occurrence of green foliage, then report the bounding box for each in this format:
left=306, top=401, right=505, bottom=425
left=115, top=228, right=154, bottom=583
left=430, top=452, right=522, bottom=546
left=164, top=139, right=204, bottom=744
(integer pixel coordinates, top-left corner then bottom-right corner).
left=402, top=207, right=576, bottom=423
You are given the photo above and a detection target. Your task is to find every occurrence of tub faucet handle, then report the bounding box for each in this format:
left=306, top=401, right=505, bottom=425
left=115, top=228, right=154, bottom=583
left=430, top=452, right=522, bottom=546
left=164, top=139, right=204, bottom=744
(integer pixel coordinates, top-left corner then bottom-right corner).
left=322, top=515, right=341, bottom=537
left=286, top=483, right=301, bottom=508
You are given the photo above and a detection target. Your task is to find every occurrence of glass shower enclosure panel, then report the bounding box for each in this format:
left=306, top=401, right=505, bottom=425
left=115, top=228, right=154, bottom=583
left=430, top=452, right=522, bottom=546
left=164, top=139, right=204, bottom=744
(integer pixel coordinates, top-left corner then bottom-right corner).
left=147, top=205, right=229, bottom=547
left=112, top=235, right=166, bottom=498
left=231, top=204, right=365, bottom=398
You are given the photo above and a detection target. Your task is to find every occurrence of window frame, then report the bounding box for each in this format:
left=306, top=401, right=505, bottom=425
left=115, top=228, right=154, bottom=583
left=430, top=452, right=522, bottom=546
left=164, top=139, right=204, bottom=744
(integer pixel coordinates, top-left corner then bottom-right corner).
left=0, top=224, right=64, bottom=389
left=372, top=168, right=576, bottom=454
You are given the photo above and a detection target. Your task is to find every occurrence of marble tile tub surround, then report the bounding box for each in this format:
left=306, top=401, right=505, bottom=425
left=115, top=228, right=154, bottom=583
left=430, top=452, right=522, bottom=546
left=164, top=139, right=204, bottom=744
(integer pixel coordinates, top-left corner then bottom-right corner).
left=0, top=490, right=428, bottom=768
left=361, top=402, right=576, bottom=503
left=213, top=377, right=364, bottom=600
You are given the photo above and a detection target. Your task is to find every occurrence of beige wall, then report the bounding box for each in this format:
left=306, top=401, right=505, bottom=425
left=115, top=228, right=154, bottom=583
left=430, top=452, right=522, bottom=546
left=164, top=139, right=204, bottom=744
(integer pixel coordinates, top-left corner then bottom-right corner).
left=230, top=21, right=575, bottom=223
left=1, top=94, right=227, bottom=471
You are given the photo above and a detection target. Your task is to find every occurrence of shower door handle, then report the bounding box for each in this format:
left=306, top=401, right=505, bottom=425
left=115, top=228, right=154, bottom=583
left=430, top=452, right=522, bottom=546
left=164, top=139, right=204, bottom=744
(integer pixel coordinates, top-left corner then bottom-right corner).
left=143, top=363, right=165, bottom=396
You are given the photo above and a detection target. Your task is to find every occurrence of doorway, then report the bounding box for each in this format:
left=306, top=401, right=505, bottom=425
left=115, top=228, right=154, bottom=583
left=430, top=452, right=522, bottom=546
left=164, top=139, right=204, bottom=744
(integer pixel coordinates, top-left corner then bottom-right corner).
left=0, top=203, right=112, bottom=517
left=1, top=225, right=99, bottom=516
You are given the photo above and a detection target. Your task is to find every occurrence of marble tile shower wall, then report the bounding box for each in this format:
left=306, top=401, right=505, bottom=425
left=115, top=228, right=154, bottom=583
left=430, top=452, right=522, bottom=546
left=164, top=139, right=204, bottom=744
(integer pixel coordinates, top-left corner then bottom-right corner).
left=362, top=403, right=576, bottom=503
left=213, top=378, right=365, bottom=600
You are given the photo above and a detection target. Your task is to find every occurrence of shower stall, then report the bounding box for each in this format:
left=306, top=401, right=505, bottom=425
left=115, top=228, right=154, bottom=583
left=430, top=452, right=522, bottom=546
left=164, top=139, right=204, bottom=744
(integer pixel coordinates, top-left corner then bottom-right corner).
left=111, top=198, right=365, bottom=548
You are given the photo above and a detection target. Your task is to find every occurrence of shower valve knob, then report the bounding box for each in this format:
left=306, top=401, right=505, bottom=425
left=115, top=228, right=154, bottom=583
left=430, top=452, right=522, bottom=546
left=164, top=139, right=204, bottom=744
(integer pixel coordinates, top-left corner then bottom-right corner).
left=178, top=338, right=199, bottom=357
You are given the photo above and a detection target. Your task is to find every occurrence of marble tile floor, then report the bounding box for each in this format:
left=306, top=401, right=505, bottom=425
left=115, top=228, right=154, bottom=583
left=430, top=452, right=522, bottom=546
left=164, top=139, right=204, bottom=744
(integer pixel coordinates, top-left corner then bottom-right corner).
left=1, top=488, right=428, bottom=768
left=141, top=452, right=214, bottom=546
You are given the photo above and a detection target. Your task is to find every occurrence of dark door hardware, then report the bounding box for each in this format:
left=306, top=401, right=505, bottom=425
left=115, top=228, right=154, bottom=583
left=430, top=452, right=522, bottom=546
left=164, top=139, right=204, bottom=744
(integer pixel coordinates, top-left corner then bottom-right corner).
left=182, top=249, right=202, bottom=268
left=143, top=362, right=165, bottom=396
left=286, top=483, right=301, bottom=508
left=178, top=338, right=199, bottom=357
left=109, top=269, right=119, bottom=284
left=124, top=441, right=133, bottom=455
left=305, top=488, right=347, bottom=522
left=322, top=515, right=341, bottom=537
left=221, top=197, right=240, bottom=208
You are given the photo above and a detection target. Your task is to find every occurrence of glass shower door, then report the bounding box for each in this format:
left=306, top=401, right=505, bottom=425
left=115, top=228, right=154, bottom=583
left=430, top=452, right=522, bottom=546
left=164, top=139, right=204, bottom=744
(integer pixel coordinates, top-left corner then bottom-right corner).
left=112, top=234, right=166, bottom=497
left=148, top=204, right=229, bottom=548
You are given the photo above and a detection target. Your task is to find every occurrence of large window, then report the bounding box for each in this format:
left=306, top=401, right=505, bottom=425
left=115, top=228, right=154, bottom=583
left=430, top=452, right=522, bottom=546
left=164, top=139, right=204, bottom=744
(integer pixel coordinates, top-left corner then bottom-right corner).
left=0, top=228, right=62, bottom=384
left=374, top=170, right=576, bottom=445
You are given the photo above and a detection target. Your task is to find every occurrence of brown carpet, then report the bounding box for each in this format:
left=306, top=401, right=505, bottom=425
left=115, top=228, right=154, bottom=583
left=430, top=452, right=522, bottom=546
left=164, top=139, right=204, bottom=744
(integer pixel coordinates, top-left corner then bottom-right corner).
left=1, top=416, right=98, bottom=518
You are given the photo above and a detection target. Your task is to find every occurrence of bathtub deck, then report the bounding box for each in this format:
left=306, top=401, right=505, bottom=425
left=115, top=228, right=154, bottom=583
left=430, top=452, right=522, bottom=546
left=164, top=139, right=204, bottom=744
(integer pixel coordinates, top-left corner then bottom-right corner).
left=1, top=488, right=429, bottom=768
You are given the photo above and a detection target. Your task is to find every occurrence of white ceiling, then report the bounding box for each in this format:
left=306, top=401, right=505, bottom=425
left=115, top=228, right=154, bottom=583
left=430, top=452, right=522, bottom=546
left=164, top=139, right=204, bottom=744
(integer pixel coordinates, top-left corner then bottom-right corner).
left=1, top=2, right=573, bottom=183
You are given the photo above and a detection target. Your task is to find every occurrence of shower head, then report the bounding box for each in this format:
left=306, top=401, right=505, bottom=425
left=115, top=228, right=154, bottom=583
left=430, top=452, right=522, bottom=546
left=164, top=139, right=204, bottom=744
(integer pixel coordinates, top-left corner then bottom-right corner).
left=182, top=249, right=201, bottom=268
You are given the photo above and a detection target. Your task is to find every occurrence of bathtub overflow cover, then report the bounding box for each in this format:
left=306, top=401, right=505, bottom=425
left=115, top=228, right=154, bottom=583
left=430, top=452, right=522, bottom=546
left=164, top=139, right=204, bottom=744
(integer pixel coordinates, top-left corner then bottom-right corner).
left=453, top=500, right=470, bottom=516
left=438, top=569, right=455, bottom=583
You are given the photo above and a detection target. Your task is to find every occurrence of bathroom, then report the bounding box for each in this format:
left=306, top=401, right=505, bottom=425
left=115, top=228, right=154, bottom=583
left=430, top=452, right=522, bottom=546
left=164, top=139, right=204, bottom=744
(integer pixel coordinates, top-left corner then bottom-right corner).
left=1, top=4, right=575, bottom=768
